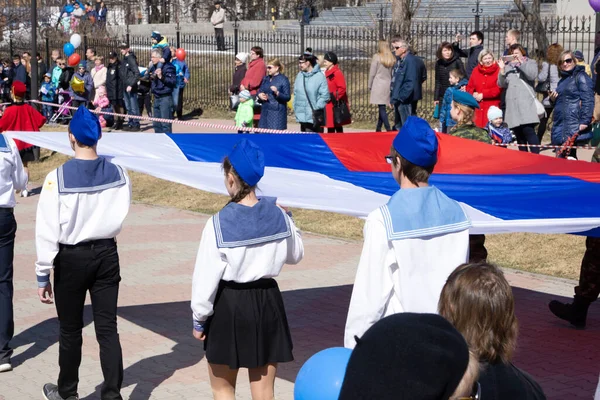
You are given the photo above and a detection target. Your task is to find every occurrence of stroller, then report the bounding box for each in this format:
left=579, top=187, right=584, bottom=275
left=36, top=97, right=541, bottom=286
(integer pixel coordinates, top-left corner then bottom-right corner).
left=50, top=89, right=75, bottom=124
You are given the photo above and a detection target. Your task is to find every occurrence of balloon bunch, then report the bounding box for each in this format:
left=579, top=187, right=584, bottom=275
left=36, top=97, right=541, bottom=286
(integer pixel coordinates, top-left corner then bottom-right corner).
left=63, top=33, right=82, bottom=67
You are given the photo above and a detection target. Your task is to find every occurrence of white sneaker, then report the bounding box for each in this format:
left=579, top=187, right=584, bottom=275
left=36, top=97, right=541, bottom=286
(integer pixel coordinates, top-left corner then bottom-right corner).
left=0, top=363, right=12, bottom=372
left=20, top=189, right=28, bottom=198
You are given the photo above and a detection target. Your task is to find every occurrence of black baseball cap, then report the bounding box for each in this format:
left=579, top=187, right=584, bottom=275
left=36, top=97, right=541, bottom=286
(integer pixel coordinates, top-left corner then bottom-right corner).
left=108, top=51, right=118, bottom=59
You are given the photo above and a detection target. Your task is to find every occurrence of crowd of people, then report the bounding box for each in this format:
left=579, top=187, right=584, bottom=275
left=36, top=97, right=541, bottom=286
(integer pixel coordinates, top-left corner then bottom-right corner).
left=0, top=31, right=190, bottom=134
left=57, top=0, right=108, bottom=35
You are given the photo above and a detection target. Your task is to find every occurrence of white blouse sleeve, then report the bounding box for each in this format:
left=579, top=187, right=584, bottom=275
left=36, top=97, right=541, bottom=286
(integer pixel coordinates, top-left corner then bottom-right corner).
left=35, top=170, right=61, bottom=286
left=191, top=217, right=228, bottom=323
left=285, top=215, right=304, bottom=265
left=344, top=214, right=395, bottom=348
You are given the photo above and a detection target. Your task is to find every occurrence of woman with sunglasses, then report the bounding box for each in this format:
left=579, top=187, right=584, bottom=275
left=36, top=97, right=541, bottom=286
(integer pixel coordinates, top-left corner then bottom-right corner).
left=498, top=43, right=541, bottom=154
left=256, top=58, right=290, bottom=131
left=439, top=263, right=546, bottom=400
left=550, top=50, right=595, bottom=159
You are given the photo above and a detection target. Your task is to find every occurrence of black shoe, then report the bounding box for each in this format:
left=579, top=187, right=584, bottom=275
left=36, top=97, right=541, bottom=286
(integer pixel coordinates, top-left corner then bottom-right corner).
left=129, top=126, right=141, bottom=132
left=121, top=125, right=132, bottom=131
left=42, top=383, right=79, bottom=400
left=549, top=295, right=591, bottom=329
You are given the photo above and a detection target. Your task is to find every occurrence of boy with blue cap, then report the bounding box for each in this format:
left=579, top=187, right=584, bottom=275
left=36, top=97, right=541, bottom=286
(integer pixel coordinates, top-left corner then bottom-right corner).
left=191, top=139, right=303, bottom=399
left=344, top=116, right=471, bottom=348
left=36, top=106, right=131, bottom=400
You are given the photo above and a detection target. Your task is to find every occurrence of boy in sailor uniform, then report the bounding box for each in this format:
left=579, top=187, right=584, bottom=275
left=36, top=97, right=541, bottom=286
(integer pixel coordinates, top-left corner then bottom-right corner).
left=36, top=106, right=131, bottom=400
left=344, top=116, right=471, bottom=349
left=0, top=131, right=28, bottom=373
left=191, top=139, right=303, bottom=400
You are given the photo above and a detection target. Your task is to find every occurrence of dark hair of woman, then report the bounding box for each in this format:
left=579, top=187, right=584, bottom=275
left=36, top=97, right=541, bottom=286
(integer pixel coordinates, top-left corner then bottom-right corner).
left=222, top=156, right=254, bottom=204
left=299, top=47, right=317, bottom=67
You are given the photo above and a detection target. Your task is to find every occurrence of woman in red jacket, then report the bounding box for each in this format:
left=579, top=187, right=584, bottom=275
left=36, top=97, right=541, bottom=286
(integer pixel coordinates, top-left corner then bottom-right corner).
left=466, top=49, right=502, bottom=128
left=240, top=46, right=266, bottom=128
left=322, top=52, right=351, bottom=132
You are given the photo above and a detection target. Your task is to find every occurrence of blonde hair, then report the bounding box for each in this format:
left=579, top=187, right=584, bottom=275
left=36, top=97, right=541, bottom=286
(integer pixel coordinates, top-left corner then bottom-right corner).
left=451, top=351, right=480, bottom=399
left=477, top=48, right=494, bottom=64
left=267, top=58, right=284, bottom=74
left=439, top=263, right=518, bottom=364
left=450, top=101, right=475, bottom=128
left=94, top=55, right=104, bottom=62
left=507, top=28, right=521, bottom=42
left=377, top=40, right=396, bottom=68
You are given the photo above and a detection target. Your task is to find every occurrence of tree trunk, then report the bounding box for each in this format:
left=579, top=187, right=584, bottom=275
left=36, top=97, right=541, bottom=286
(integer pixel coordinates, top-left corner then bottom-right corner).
left=513, top=0, right=549, bottom=56
left=391, top=0, right=421, bottom=42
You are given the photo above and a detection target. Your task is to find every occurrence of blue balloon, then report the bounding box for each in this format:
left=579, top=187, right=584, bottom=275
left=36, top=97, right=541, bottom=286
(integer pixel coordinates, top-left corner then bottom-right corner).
left=65, top=4, right=74, bottom=13
left=294, top=347, right=352, bottom=400
left=63, top=43, right=75, bottom=57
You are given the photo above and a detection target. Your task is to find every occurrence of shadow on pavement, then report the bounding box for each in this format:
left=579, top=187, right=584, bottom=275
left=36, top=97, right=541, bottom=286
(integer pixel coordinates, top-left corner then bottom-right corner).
left=11, top=284, right=600, bottom=399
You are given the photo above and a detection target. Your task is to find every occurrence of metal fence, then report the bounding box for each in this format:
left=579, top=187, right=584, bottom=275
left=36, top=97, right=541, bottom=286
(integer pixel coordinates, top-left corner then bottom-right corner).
left=1, top=14, right=596, bottom=123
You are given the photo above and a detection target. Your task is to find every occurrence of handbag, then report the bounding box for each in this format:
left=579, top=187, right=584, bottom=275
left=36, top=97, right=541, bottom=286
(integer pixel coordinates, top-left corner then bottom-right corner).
left=303, top=76, right=325, bottom=130
left=535, top=80, right=550, bottom=94
left=333, top=90, right=351, bottom=126
left=520, top=78, right=546, bottom=118
left=230, top=94, right=239, bottom=111
left=433, top=103, right=440, bottom=119
left=592, top=122, right=600, bottom=147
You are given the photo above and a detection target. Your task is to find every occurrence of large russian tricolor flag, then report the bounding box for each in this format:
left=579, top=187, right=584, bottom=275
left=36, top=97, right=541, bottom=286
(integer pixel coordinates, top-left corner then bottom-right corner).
left=7, top=130, right=600, bottom=237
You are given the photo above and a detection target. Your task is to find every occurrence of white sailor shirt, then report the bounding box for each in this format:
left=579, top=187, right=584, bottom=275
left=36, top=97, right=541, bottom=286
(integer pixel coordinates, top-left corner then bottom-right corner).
left=35, top=157, right=131, bottom=287
left=0, top=134, right=28, bottom=207
left=344, top=186, right=471, bottom=349
left=191, top=198, right=304, bottom=324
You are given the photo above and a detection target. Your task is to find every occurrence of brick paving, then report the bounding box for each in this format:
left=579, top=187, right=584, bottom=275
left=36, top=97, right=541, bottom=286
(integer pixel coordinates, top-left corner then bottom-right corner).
left=0, top=193, right=599, bottom=399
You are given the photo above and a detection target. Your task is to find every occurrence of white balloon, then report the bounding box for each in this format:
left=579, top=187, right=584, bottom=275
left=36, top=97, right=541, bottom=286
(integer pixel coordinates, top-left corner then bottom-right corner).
left=70, top=33, right=82, bottom=49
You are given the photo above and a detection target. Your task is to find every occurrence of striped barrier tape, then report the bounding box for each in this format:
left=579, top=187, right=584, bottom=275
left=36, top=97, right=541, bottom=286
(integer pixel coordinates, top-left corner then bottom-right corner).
left=27, top=99, right=598, bottom=150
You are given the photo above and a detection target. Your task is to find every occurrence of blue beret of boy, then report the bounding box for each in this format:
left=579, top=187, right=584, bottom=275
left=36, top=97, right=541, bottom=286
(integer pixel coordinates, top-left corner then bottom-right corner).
left=392, top=116, right=438, bottom=168
left=69, top=105, right=101, bottom=146
left=452, top=91, right=480, bottom=109
left=228, top=139, right=265, bottom=187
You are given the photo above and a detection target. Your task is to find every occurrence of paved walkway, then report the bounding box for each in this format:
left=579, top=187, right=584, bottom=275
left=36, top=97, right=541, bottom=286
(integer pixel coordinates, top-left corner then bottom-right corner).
left=0, top=194, right=599, bottom=399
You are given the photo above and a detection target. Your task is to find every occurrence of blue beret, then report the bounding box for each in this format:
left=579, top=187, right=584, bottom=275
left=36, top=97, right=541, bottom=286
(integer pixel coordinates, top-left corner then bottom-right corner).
left=228, top=139, right=265, bottom=187
left=392, top=116, right=438, bottom=168
left=69, top=106, right=101, bottom=146
left=452, top=91, right=480, bottom=109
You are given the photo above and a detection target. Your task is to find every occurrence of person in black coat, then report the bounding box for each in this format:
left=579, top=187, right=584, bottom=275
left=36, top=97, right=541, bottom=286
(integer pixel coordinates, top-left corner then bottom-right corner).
left=10, top=55, right=27, bottom=87
left=118, top=43, right=141, bottom=131
left=434, top=42, right=465, bottom=107
left=57, top=64, right=74, bottom=91
left=106, top=52, right=125, bottom=130
left=452, top=31, right=484, bottom=78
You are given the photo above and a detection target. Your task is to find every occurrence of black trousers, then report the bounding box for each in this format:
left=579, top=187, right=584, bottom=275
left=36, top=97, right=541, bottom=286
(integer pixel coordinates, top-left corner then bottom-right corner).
left=576, top=237, right=600, bottom=302
left=176, top=87, right=184, bottom=119
left=327, top=126, right=344, bottom=133
left=537, top=106, right=554, bottom=142
left=214, top=28, right=225, bottom=50
left=0, top=210, right=16, bottom=364
left=300, top=122, right=323, bottom=133
left=468, top=234, right=488, bottom=263
left=376, top=104, right=391, bottom=132
left=513, top=123, right=540, bottom=154
left=54, top=240, right=123, bottom=400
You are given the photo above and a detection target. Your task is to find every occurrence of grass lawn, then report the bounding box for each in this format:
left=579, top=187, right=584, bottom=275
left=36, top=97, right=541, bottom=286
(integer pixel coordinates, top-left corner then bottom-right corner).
left=28, top=146, right=585, bottom=281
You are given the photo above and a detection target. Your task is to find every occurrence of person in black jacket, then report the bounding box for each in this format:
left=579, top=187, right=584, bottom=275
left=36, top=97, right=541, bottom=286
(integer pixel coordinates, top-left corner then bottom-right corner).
left=137, top=71, right=152, bottom=118
left=106, top=52, right=125, bottom=130
left=10, top=55, right=27, bottom=88
left=57, top=63, right=74, bottom=92
left=390, top=38, right=424, bottom=129
left=452, top=31, right=484, bottom=78
left=434, top=42, right=465, bottom=110
left=149, top=49, right=176, bottom=133
left=118, top=43, right=141, bottom=131
left=229, top=52, right=247, bottom=109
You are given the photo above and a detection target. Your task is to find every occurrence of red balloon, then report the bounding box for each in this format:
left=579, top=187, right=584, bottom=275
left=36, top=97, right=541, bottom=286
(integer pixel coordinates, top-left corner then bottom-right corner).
left=68, top=53, right=81, bottom=67
left=176, top=48, right=186, bottom=61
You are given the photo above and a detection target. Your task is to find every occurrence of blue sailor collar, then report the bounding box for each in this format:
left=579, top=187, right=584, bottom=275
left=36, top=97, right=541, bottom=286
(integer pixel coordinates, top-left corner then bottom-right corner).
left=0, top=134, right=10, bottom=153
left=57, top=157, right=126, bottom=194
left=380, top=186, right=470, bottom=241
left=214, top=196, right=292, bottom=249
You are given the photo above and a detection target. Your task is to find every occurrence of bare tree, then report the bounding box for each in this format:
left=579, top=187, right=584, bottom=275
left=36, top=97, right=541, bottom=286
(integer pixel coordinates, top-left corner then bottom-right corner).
left=390, top=0, right=421, bottom=42
left=513, top=0, right=549, bottom=55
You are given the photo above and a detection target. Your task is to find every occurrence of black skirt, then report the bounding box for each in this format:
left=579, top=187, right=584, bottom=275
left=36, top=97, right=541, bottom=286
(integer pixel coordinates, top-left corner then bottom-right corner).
left=204, top=278, right=294, bottom=369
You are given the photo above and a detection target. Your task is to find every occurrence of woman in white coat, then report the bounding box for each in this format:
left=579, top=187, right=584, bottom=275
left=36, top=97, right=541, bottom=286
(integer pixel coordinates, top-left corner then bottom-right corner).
left=368, top=40, right=395, bottom=132
left=90, top=56, right=107, bottom=103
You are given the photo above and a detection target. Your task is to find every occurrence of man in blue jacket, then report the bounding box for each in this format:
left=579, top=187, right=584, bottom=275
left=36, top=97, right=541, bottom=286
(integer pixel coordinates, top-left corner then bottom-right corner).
left=390, top=38, right=424, bottom=130
left=149, top=49, right=176, bottom=133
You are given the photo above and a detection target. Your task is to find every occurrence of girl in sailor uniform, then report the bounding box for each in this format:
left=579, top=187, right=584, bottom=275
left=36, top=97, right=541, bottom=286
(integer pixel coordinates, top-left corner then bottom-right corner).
left=191, top=139, right=304, bottom=400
